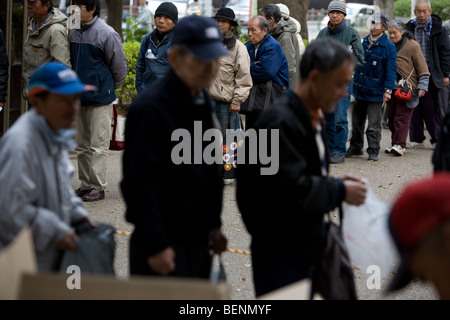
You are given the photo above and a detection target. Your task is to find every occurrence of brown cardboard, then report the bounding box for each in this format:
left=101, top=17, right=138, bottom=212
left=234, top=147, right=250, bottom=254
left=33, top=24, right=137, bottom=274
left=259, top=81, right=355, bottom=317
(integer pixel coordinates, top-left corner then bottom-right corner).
left=18, top=273, right=230, bottom=300
left=258, top=279, right=324, bottom=300
left=0, top=227, right=37, bottom=300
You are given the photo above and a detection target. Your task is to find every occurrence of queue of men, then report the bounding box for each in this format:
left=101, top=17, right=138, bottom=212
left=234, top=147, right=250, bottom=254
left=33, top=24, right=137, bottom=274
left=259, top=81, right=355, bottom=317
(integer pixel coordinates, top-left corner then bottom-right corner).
left=0, top=0, right=450, bottom=301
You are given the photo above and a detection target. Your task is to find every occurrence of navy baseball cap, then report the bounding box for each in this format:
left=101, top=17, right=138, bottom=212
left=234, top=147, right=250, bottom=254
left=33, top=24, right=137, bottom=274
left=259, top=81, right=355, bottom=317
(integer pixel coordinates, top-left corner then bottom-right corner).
left=172, top=15, right=230, bottom=61
left=28, top=62, right=95, bottom=97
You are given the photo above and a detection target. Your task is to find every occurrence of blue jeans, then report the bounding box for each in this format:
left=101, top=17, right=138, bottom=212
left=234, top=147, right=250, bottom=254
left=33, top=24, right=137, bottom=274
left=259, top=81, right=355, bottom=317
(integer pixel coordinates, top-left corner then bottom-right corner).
left=324, top=81, right=353, bottom=155
left=214, top=100, right=239, bottom=137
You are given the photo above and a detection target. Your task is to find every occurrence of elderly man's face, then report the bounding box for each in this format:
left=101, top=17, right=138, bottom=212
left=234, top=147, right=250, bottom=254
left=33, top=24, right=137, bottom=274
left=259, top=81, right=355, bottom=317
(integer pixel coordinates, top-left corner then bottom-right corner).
left=27, top=0, right=50, bottom=22
left=170, top=50, right=219, bottom=96
left=414, top=2, right=432, bottom=24
left=328, top=11, right=346, bottom=28
left=311, top=60, right=354, bottom=113
left=247, top=18, right=267, bottom=46
left=31, top=93, right=80, bottom=132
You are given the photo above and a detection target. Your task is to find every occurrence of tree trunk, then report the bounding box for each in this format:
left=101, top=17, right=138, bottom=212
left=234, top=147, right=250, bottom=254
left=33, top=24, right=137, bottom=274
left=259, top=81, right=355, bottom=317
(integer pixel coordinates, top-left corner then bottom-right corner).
left=374, top=0, right=395, bottom=21
left=257, top=0, right=311, bottom=41
left=104, top=0, right=123, bottom=38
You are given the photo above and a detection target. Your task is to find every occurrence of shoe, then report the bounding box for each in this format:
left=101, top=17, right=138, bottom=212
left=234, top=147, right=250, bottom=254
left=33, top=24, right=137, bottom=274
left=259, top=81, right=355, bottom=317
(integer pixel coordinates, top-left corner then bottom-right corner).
left=329, top=153, right=345, bottom=164
left=385, top=147, right=392, bottom=154
left=82, top=189, right=105, bottom=202
left=75, top=188, right=90, bottom=198
left=345, top=148, right=363, bottom=157
left=223, top=178, right=235, bottom=185
left=391, top=145, right=404, bottom=156
left=368, top=153, right=378, bottom=161
left=406, top=141, right=425, bottom=149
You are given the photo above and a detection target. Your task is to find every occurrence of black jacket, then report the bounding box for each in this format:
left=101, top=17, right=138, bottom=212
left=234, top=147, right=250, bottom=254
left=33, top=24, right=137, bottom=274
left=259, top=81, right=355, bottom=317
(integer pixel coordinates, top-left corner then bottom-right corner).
left=406, top=14, right=450, bottom=89
left=0, top=29, right=8, bottom=103
left=121, top=69, right=223, bottom=257
left=236, top=90, right=345, bottom=269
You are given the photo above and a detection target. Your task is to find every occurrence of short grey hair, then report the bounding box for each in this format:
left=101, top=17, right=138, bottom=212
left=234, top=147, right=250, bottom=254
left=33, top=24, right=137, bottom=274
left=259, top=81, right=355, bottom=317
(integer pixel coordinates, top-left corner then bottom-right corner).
left=388, top=19, right=407, bottom=33
left=250, top=15, right=269, bottom=32
left=415, top=0, right=432, bottom=10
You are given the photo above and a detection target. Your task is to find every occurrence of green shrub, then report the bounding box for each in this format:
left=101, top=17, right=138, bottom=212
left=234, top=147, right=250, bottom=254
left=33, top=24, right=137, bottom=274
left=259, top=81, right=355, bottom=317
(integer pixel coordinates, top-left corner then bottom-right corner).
left=122, top=17, right=148, bottom=43
left=394, top=0, right=450, bottom=20
left=116, top=40, right=141, bottom=108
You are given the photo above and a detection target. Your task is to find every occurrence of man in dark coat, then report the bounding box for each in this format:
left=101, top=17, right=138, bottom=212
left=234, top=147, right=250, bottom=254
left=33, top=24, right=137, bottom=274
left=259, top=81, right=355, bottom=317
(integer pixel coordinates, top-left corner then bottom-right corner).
left=121, top=15, right=229, bottom=278
left=236, top=38, right=367, bottom=297
left=405, top=0, right=450, bottom=147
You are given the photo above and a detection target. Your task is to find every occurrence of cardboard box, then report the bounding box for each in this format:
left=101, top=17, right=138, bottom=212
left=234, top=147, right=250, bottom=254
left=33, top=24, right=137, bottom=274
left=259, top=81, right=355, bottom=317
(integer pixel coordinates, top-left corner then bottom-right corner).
left=0, top=227, right=37, bottom=300
left=18, top=273, right=230, bottom=300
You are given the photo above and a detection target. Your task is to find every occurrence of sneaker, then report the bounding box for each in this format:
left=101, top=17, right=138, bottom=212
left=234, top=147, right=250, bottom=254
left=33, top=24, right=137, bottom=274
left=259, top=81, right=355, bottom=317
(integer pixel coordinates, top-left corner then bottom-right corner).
left=329, top=153, right=345, bottom=164
left=345, top=148, right=363, bottom=157
left=406, top=141, right=425, bottom=149
left=391, top=145, right=404, bottom=156
left=368, top=153, right=378, bottom=161
left=384, top=147, right=392, bottom=154
left=223, top=178, right=235, bottom=185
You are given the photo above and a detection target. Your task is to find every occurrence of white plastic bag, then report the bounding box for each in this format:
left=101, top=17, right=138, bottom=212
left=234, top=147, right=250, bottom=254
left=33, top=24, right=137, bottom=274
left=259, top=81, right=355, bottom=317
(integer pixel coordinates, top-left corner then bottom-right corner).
left=342, top=181, right=398, bottom=277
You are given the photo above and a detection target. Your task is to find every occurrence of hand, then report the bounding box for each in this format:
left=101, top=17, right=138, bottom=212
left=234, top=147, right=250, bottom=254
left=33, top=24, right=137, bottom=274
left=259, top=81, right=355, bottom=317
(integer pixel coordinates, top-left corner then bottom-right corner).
left=383, top=92, right=391, bottom=102
left=443, top=77, right=449, bottom=88
left=209, top=228, right=228, bottom=254
left=343, top=178, right=367, bottom=206
left=57, top=231, right=79, bottom=251
left=148, top=247, right=176, bottom=275
left=418, top=89, right=426, bottom=98
left=229, top=103, right=240, bottom=112
left=0, top=101, right=4, bottom=108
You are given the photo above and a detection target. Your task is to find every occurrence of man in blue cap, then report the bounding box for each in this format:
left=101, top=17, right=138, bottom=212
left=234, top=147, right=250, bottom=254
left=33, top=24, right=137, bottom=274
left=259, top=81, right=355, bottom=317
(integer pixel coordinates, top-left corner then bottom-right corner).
left=121, top=15, right=229, bottom=278
left=0, top=62, right=97, bottom=271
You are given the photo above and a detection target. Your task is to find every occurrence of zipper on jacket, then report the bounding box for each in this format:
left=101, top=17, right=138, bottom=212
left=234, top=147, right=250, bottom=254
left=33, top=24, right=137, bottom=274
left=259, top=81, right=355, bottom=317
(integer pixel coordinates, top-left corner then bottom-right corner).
left=75, top=30, right=82, bottom=72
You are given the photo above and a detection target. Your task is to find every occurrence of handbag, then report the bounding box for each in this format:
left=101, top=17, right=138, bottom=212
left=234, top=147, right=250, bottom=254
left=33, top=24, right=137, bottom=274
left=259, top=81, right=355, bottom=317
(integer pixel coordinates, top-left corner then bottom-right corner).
left=109, top=104, right=125, bottom=151
left=312, top=207, right=358, bottom=300
left=394, top=68, right=416, bottom=102
left=59, top=222, right=116, bottom=275
left=239, top=80, right=286, bottom=115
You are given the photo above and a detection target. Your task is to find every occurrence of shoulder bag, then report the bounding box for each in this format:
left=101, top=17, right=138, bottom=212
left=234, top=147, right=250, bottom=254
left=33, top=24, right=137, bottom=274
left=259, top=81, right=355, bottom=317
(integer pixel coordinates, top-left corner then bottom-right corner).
left=239, top=80, right=286, bottom=115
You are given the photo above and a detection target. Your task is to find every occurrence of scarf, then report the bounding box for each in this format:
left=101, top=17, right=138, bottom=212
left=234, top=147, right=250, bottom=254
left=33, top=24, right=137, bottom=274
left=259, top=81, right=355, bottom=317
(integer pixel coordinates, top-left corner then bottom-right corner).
left=395, top=35, right=407, bottom=52
left=223, top=34, right=236, bottom=50
left=368, top=33, right=382, bottom=48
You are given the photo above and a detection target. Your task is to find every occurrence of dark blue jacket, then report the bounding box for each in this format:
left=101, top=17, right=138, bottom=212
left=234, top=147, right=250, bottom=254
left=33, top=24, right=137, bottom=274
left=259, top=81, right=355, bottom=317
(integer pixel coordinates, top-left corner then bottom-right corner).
left=245, top=34, right=289, bottom=87
left=135, top=30, right=173, bottom=95
left=70, top=17, right=127, bottom=106
left=353, top=33, right=397, bottom=102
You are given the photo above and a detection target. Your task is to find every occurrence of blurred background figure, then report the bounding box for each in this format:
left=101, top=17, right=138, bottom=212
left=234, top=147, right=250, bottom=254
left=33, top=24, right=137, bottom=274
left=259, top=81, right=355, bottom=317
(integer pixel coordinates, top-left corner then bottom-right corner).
left=387, top=173, right=450, bottom=300
left=276, top=3, right=305, bottom=62
left=137, top=0, right=154, bottom=32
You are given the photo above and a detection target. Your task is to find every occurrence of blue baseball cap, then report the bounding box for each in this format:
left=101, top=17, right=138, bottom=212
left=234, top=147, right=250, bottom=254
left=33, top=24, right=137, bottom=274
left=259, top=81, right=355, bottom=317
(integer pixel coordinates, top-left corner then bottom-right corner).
left=172, top=15, right=230, bottom=61
left=28, top=62, right=95, bottom=97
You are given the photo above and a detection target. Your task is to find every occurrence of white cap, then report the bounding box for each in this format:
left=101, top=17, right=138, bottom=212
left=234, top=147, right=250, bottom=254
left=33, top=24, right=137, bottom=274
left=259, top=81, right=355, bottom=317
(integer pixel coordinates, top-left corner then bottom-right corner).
left=276, top=3, right=290, bottom=17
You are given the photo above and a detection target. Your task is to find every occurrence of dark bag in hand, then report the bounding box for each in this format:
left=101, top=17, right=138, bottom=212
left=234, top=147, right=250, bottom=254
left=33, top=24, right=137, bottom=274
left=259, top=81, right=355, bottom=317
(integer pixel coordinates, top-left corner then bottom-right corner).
left=59, top=222, right=116, bottom=275
left=313, top=208, right=357, bottom=300
left=239, top=80, right=286, bottom=115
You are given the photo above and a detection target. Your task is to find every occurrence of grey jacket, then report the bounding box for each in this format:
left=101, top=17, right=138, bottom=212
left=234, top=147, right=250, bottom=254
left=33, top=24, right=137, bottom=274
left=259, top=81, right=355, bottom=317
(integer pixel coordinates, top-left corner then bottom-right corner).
left=23, top=8, right=71, bottom=99
left=270, top=18, right=300, bottom=90
left=0, top=110, right=88, bottom=271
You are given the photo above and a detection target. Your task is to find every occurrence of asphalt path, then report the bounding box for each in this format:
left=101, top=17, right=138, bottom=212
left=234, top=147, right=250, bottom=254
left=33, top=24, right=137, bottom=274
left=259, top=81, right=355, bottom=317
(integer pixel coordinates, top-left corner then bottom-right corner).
left=70, top=118, right=439, bottom=300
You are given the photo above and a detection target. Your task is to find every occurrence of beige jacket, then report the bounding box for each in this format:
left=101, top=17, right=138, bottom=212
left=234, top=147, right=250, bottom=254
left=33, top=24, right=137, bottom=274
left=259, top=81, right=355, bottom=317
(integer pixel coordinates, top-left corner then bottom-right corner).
left=23, top=8, right=71, bottom=99
left=209, top=37, right=252, bottom=106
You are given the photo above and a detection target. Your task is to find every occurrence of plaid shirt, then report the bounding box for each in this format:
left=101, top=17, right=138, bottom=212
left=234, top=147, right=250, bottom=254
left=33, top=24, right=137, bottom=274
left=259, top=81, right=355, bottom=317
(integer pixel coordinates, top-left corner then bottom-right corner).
left=412, top=17, right=432, bottom=65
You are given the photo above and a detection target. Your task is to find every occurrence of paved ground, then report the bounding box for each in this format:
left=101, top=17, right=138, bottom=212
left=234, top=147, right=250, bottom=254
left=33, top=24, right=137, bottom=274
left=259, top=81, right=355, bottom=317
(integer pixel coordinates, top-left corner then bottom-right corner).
left=70, top=121, right=439, bottom=300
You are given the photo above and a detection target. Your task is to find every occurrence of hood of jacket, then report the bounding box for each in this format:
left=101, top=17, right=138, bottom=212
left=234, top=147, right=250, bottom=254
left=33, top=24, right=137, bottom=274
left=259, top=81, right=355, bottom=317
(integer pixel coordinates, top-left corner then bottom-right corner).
left=28, top=8, right=67, bottom=36
left=270, top=18, right=297, bottom=36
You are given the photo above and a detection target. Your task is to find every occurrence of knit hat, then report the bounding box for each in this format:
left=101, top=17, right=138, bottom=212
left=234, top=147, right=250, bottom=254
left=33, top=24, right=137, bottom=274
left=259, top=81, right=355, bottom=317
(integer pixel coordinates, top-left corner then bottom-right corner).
left=214, top=7, right=238, bottom=26
left=328, top=0, right=347, bottom=16
left=155, top=2, right=178, bottom=23
left=276, top=3, right=290, bottom=17
left=387, top=173, right=450, bottom=292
